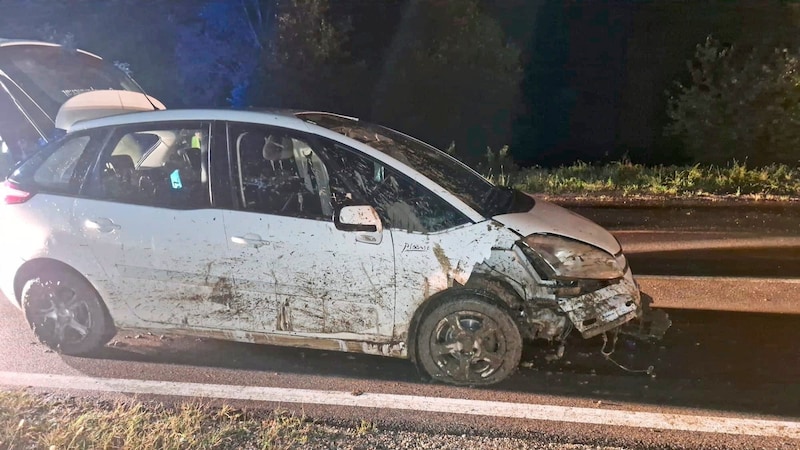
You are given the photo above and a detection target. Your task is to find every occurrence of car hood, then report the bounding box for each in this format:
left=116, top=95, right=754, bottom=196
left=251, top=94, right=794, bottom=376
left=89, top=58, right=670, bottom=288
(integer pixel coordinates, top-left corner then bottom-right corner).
left=492, top=197, right=621, bottom=255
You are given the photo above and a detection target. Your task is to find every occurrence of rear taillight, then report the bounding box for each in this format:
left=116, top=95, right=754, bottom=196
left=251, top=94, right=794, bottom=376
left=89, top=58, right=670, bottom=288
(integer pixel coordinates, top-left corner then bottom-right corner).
left=1, top=180, right=33, bottom=204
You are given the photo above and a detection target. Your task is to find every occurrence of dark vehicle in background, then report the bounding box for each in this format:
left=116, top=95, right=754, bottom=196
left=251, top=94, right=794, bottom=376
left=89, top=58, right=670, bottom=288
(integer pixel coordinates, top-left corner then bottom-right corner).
left=0, top=39, right=154, bottom=176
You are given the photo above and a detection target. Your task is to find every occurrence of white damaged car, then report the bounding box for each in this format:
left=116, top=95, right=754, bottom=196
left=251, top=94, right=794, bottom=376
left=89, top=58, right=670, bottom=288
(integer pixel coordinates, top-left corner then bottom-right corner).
left=0, top=102, right=669, bottom=385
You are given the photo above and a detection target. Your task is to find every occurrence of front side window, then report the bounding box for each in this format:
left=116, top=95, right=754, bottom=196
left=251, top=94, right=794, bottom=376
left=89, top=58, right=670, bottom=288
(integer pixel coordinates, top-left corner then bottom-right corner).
left=230, top=123, right=333, bottom=220
left=297, top=112, right=513, bottom=218
left=89, top=122, right=211, bottom=209
left=324, top=141, right=470, bottom=233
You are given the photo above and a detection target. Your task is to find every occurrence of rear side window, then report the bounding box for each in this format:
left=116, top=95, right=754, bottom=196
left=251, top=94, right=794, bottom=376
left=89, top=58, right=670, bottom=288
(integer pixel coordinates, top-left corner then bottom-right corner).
left=87, top=122, right=212, bottom=209
left=11, top=132, right=100, bottom=195
left=33, top=136, right=91, bottom=190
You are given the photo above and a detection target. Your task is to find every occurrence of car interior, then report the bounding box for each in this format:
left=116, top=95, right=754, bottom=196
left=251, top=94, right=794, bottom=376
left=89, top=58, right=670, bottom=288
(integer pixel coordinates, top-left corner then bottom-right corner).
left=98, top=128, right=209, bottom=208
left=235, top=130, right=332, bottom=219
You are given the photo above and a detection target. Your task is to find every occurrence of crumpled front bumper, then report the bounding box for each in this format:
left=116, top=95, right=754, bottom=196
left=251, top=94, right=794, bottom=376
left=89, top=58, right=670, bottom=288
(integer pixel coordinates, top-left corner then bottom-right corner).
left=557, top=272, right=671, bottom=340
left=558, top=275, right=640, bottom=338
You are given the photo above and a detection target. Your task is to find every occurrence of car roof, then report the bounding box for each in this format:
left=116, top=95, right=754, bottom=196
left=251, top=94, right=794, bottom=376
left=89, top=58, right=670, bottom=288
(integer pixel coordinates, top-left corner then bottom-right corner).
left=0, top=38, right=102, bottom=59
left=68, top=108, right=311, bottom=132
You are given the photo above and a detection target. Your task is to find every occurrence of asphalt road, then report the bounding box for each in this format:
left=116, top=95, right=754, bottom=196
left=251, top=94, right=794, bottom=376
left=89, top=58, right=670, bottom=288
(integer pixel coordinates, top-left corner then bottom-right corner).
left=570, top=203, right=800, bottom=236
left=0, top=299, right=797, bottom=449
left=0, top=218, right=798, bottom=449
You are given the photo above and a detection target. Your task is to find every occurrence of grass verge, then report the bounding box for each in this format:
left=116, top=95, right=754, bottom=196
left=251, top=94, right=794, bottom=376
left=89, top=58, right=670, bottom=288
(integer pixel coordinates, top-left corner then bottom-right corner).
left=0, top=389, right=632, bottom=450
left=0, top=390, right=355, bottom=450
left=508, top=161, right=800, bottom=200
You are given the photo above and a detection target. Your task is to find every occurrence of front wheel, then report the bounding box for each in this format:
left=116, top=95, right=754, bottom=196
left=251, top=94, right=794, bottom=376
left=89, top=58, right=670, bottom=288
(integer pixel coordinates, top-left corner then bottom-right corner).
left=416, top=293, right=522, bottom=386
left=21, top=269, right=112, bottom=355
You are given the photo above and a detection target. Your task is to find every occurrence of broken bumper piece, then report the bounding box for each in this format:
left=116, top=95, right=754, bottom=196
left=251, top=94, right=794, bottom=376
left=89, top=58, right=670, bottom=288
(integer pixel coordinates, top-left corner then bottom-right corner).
left=557, top=277, right=640, bottom=339
left=620, top=292, right=672, bottom=341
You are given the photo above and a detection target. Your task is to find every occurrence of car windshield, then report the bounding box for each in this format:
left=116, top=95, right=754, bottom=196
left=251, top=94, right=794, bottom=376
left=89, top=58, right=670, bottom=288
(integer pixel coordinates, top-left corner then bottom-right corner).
left=0, top=45, right=144, bottom=121
left=297, top=112, right=513, bottom=218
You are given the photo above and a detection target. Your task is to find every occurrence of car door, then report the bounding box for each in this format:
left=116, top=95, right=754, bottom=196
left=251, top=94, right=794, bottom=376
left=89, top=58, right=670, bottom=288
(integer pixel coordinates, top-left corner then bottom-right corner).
left=72, top=120, right=232, bottom=328
left=221, top=122, right=396, bottom=339
left=320, top=141, right=498, bottom=339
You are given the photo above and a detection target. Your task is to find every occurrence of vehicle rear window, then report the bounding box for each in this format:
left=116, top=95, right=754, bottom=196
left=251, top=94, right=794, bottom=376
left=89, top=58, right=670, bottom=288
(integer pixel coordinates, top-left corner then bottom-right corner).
left=0, top=87, right=42, bottom=172
left=0, top=46, right=143, bottom=121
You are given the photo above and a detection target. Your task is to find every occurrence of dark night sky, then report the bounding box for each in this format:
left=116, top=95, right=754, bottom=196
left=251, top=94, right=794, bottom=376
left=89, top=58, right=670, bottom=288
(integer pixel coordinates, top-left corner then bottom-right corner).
left=3, top=0, right=799, bottom=166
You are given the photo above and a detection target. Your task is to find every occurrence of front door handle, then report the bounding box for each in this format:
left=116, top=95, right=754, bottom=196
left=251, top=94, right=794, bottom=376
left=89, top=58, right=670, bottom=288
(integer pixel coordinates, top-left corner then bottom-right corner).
left=84, top=217, right=121, bottom=233
left=231, top=234, right=269, bottom=248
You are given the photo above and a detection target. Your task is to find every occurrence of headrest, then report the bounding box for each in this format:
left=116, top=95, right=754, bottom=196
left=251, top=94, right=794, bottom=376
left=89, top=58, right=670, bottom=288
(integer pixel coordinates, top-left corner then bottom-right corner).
left=109, top=154, right=135, bottom=170
left=262, top=135, right=294, bottom=161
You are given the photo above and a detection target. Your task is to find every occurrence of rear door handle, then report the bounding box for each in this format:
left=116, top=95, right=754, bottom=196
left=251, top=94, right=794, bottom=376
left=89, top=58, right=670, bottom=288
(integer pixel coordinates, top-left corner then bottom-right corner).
left=231, top=234, right=269, bottom=248
left=84, top=217, right=121, bottom=233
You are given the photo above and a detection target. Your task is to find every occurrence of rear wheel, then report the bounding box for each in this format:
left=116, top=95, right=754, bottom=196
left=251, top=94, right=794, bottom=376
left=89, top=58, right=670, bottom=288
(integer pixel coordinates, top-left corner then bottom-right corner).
left=416, top=293, right=522, bottom=386
left=21, top=269, right=112, bottom=355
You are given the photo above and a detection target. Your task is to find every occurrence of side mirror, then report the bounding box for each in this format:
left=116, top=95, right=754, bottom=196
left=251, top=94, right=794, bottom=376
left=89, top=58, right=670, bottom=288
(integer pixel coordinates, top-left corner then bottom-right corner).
left=336, top=205, right=382, bottom=232
left=335, top=205, right=384, bottom=244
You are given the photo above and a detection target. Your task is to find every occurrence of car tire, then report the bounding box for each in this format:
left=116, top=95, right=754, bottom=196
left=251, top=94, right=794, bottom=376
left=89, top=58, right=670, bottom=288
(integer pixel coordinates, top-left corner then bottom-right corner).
left=21, top=269, right=112, bottom=355
left=416, top=292, right=522, bottom=386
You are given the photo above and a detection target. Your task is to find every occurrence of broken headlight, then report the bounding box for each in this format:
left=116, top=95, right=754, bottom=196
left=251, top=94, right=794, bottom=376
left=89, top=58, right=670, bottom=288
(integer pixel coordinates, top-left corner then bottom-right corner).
left=519, top=234, right=625, bottom=281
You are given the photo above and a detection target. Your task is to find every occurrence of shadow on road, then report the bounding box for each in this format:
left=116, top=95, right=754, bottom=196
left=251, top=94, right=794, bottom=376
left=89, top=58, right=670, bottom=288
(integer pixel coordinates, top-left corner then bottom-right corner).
left=512, top=309, right=800, bottom=418
left=627, top=246, right=800, bottom=277
left=61, top=309, right=800, bottom=419
left=572, top=204, right=800, bottom=235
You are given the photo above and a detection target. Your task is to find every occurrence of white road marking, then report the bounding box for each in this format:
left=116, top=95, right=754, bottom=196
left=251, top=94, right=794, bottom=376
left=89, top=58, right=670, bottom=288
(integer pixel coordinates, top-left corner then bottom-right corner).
left=0, top=371, right=797, bottom=439
left=637, top=274, right=800, bottom=283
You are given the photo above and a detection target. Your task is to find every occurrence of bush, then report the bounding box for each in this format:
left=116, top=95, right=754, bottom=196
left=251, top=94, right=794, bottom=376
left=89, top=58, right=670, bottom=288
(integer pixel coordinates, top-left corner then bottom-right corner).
left=665, top=36, right=800, bottom=166
left=477, top=145, right=518, bottom=186
left=513, top=160, right=800, bottom=198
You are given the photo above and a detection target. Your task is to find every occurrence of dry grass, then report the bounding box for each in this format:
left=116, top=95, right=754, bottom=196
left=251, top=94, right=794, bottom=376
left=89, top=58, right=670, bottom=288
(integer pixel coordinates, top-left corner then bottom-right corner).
left=0, top=390, right=335, bottom=450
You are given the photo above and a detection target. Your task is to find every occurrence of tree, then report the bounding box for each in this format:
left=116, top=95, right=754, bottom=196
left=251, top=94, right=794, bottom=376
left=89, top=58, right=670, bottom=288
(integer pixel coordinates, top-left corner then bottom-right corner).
left=174, top=0, right=272, bottom=107
left=620, top=1, right=800, bottom=164
left=248, top=0, right=363, bottom=112
left=666, top=36, right=800, bottom=166
left=171, top=0, right=361, bottom=110
left=370, top=0, right=522, bottom=162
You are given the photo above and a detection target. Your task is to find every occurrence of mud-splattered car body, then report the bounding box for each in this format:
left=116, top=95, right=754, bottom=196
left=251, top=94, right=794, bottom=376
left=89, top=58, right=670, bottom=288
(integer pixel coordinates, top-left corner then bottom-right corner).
left=0, top=104, right=668, bottom=385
